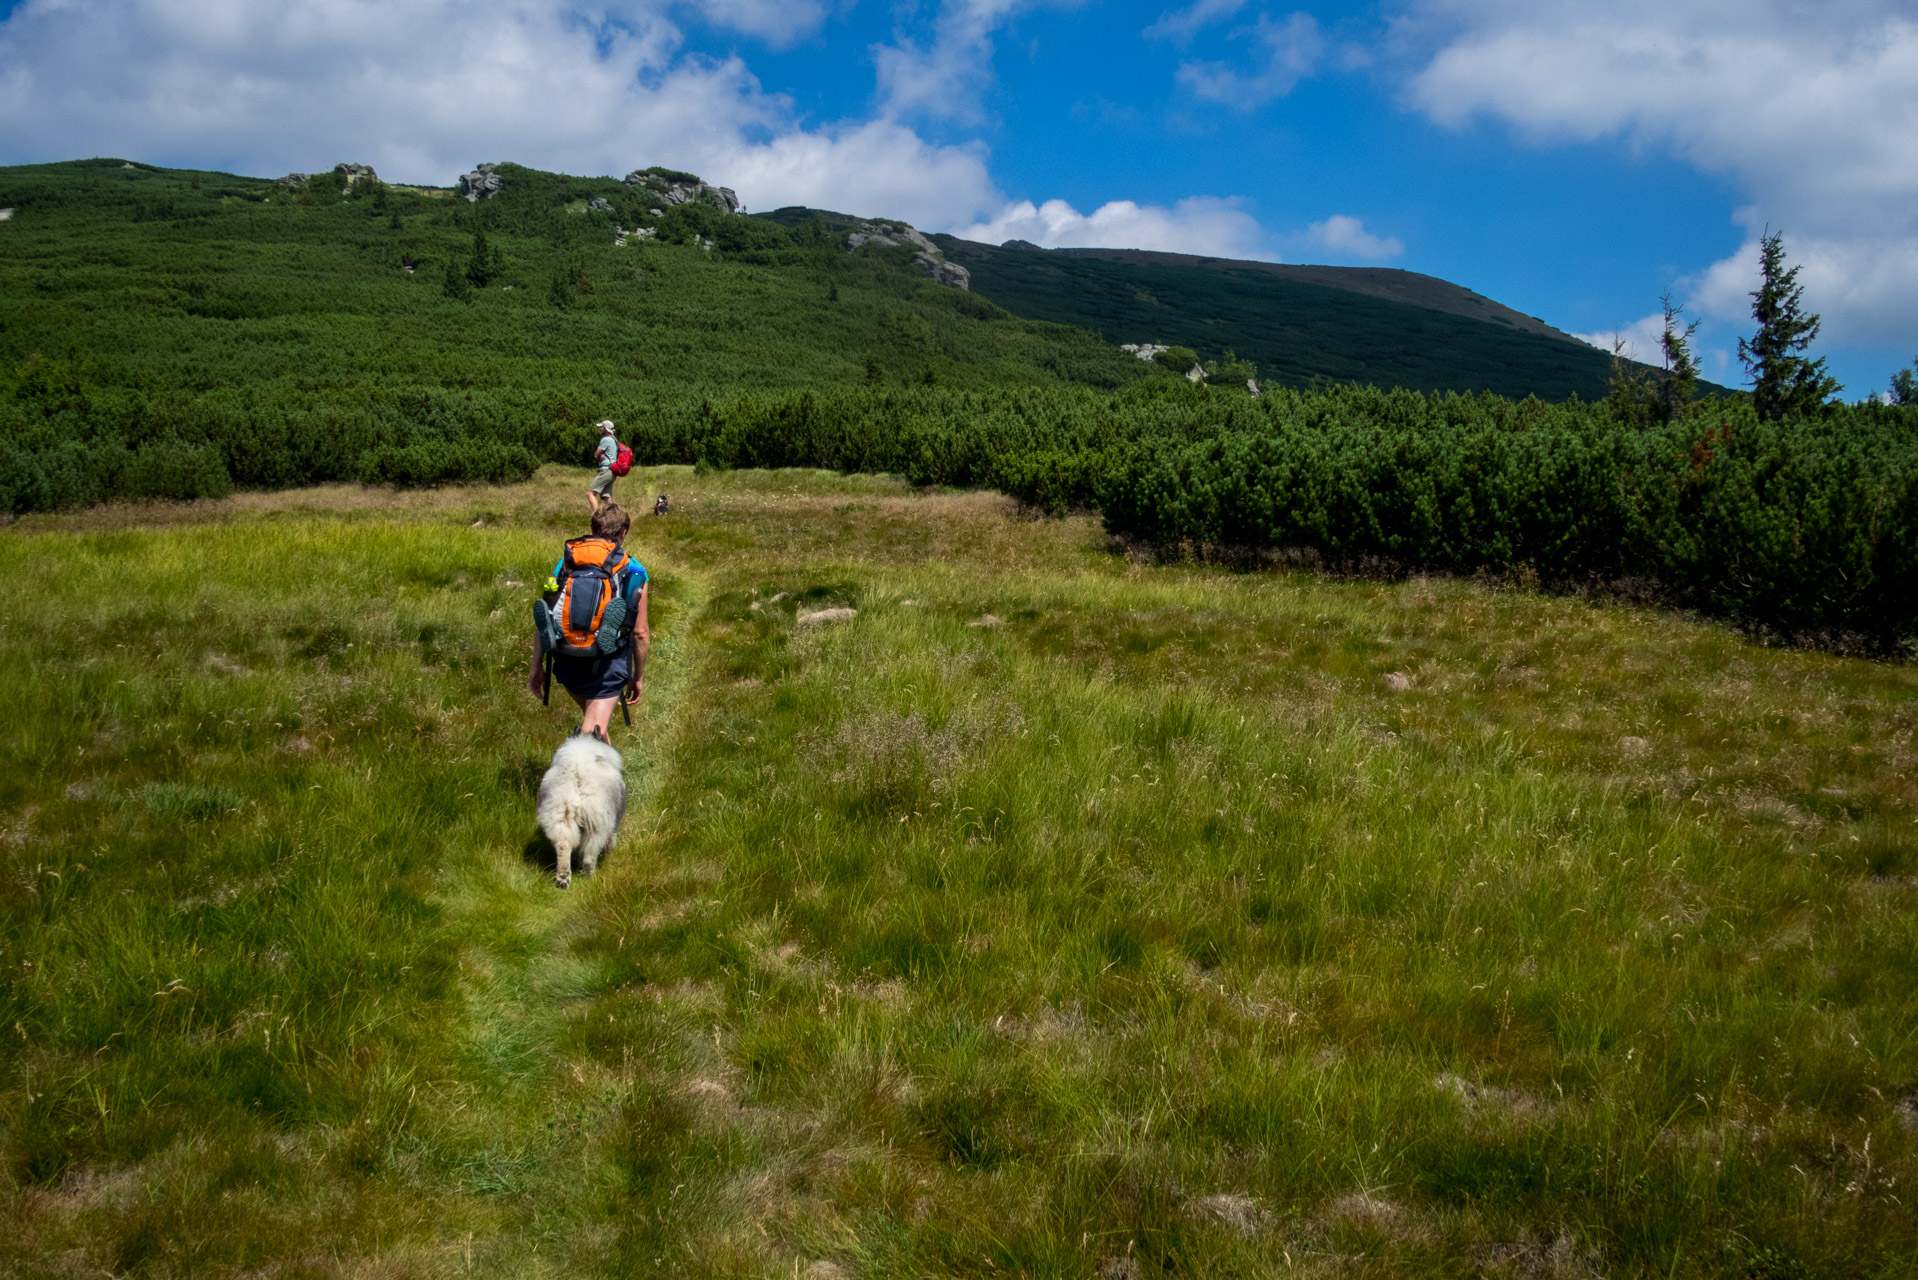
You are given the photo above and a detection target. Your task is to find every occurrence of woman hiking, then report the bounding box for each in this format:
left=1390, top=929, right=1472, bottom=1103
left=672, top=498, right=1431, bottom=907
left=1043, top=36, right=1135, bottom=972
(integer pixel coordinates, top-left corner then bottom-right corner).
left=528, top=501, right=648, bottom=740
left=588, top=419, right=621, bottom=515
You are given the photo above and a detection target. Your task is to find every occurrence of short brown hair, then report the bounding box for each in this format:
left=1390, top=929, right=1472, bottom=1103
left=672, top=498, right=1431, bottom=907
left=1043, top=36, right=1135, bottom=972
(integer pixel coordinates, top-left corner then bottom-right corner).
left=591, top=502, right=630, bottom=541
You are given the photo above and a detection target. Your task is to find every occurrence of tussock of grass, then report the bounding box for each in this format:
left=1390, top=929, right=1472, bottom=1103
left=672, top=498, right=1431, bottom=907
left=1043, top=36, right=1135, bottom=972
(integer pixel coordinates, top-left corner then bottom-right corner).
left=4, top=465, right=1916, bottom=1277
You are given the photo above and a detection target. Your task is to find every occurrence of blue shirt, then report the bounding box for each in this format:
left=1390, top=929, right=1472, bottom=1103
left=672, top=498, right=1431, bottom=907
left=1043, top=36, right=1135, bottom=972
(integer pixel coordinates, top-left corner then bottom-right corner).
left=595, top=436, right=618, bottom=470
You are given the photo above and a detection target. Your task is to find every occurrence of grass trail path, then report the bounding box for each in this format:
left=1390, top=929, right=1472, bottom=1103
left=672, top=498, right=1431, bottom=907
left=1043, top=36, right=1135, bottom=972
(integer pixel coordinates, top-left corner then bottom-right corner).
left=423, top=564, right=711, bottom=1275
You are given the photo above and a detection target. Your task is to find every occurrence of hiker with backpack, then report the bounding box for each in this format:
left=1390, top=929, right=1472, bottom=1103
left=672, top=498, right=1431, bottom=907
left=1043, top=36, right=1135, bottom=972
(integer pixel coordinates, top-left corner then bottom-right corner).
left=528, top=501, right=648, bottom=740
left=588, top=419, right=633, bottom=515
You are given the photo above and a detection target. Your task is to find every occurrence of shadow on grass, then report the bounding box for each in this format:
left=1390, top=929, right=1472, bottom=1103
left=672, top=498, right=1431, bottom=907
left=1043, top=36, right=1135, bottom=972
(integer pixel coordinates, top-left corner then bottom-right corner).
left=521, top=829, right=558, bottom=876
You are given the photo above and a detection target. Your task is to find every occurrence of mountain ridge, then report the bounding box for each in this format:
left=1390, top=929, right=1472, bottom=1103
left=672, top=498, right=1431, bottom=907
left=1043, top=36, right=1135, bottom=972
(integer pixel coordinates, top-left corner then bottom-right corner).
left=1004, top=244, right=1581, bottom=344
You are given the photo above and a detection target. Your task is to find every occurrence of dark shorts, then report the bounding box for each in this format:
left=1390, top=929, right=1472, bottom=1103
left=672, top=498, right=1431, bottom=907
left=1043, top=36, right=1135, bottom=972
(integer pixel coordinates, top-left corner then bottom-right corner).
left=552, top=649, right=631, bottom=700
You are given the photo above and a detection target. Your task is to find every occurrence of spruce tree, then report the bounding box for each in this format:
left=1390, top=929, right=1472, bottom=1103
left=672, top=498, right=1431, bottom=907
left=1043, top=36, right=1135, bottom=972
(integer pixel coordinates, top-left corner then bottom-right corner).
left=1890, top=357, right=1918, bottom=406
left=1737, top=231, right=1840, bottom=419
left=1656, top=293, right=1700, bottom=423
left=442, top=255, right=469, bottom=300
left=1605, top=337, right=1653, bottom=428
left=466, top=227, right=493, bottom=289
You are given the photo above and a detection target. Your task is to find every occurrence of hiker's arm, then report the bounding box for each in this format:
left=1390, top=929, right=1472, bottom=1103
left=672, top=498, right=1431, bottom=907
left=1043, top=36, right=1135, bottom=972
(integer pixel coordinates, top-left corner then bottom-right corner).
left=624, top=583, right=649, bottom=703
left=528, top=556, right=564, bottom=697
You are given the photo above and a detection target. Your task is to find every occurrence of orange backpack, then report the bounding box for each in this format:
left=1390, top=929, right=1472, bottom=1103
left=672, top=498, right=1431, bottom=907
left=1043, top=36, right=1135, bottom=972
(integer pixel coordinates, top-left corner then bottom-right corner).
left=551, top=537, right=634, bottom=657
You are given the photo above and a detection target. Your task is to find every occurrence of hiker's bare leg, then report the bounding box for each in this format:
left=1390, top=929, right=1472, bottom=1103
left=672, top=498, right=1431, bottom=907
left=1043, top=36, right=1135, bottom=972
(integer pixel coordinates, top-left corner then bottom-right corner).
left=570, top=691, right=619, bottom=740
left=587, top=488, right=601, bottom=515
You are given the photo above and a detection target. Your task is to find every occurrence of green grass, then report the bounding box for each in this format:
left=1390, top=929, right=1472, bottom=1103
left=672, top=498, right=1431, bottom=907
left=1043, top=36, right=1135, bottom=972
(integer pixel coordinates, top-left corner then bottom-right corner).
left=4, top=469, right=1916, bottom=1277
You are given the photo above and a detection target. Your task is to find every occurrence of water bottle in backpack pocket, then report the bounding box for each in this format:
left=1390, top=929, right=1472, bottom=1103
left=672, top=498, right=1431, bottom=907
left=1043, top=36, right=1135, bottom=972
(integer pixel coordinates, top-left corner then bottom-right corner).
left=537, top=536, right=633, bottom=658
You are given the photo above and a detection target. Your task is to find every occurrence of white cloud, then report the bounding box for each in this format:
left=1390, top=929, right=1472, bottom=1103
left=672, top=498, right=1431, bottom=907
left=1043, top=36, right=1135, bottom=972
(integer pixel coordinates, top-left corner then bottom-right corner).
left=948, top=194, right=1269, bottom=257
left=713, top=121, right=998, bottom=229
left=1401, top=0, right=1918, bottom=347
left=691, top=0, right=830, bottom=47
left=1301, top=214, right=1402, bottom=261
left=1144, top=0, right=1247, bottom=46
left=0, top=0, right=1001, bottom=225
left=1573, top=312, right=1666, bottom=363
left=1176, top=10, right=1324, bottom=108
left=872, top=0, right=1032, bottom=123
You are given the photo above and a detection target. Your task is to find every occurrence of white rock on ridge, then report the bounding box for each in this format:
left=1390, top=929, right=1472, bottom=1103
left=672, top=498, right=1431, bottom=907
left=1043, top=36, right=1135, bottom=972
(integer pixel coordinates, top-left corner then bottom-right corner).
left=1185, top=364, right=1206, bottom=383
left=0, top=208, right=13, bottom=222
left=458, top=163, right=502, bottom=202
left=847, top=220, right=940, bottom=255
left=623, top=170, right=741, bottom=214
left=275, top=173, right=310, bottom=189
left=586, top=196, right=612, bottom=213
left=1120, top=343, right=1170, bottom=362
left=846, top=220, right=971, bottom=290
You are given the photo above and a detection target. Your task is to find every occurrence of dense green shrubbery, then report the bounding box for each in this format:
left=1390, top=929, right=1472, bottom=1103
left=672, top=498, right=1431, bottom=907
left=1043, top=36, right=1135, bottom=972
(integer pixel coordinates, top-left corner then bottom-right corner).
left=628, top=381, right=1918, bottom=646
left=1093, top=391, right=1918, bottom=644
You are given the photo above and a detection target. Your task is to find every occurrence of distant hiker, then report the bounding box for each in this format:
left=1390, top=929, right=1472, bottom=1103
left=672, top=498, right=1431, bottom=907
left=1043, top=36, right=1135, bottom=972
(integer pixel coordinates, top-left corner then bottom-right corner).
left=587, top=419, right=633, bottom=515
left=653, top=494, right=669, bottom=516
left=529, top=502, right=648, bottom=741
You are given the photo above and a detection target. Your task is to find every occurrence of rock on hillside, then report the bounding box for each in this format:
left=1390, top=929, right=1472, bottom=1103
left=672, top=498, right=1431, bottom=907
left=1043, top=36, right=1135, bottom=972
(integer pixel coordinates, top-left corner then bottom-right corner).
left=459, top=163, right=502, bottom=202
left=847, top=220, right=971, bottom=290
left=624, top=168, right=742, bottom=214
left=276, top=162, right=379, bottom=190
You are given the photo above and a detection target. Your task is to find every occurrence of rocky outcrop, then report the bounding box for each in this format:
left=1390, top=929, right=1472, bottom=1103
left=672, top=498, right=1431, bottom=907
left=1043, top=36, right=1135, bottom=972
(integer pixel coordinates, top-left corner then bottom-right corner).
left=847, top=220, right=937, bottom=255
left=1120, top=343, right=1170, bottom=362
left=845, top=220, right=971, bottom=290
left=586, top=197, right=612, bottom=213
left=276, top=163, right=378, bottom=191
left=458, top=163, right=502, bottom=202
left=623, top=169, right=741, bottom=214
left=921, top=257, right=971, bottom=289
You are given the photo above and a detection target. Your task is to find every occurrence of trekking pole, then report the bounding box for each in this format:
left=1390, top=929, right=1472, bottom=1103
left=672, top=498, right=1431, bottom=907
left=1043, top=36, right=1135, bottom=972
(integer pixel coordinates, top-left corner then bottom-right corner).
left=541, top=651, right=552, bottom=706
left=622, top=629, right=639, bottom=727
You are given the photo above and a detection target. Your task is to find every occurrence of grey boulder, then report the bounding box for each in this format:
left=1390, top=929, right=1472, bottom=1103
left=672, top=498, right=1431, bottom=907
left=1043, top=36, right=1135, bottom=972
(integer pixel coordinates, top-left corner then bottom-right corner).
left=458, top=163, right=502, bottom=202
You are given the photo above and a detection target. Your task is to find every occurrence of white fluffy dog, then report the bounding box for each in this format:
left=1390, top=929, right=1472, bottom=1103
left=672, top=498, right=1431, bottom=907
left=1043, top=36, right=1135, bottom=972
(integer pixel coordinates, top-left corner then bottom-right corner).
left=536, top=732, right=628, bottom=889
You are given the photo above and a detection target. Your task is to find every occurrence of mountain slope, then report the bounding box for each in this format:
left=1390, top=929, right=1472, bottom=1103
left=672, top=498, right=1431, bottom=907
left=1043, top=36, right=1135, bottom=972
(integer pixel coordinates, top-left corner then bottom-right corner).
left=929, top=235, right=1627, bottom=401
left=1035, top=247, right=1574, bottom=340
left=0, top=158, right=1151, bottom=507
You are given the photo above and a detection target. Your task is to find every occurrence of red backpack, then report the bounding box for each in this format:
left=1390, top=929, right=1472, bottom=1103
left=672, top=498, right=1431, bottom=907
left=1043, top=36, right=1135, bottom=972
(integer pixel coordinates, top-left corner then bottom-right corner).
left=610, top=443, right=633, bottom=477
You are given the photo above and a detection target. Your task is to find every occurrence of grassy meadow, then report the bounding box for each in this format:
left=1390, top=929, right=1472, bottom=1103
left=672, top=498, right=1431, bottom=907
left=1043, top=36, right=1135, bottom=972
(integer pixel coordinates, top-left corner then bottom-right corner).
left=3, top=468, right=1916, bottom=1278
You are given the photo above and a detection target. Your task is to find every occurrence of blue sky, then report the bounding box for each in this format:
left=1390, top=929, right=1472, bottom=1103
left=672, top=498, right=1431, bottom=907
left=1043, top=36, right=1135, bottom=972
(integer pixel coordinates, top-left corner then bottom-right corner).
left=1, top=0, right=1913, bottom=395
